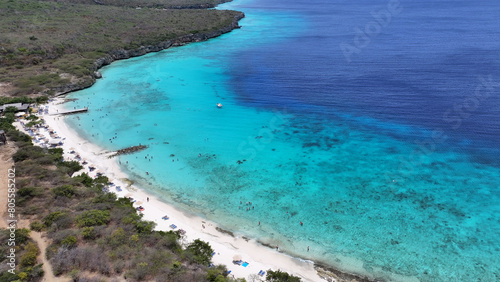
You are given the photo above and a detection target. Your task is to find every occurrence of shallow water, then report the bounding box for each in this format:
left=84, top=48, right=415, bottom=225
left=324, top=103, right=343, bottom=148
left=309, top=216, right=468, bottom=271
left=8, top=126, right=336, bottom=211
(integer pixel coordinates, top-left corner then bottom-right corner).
left=65, top=0, right=500, bottom=280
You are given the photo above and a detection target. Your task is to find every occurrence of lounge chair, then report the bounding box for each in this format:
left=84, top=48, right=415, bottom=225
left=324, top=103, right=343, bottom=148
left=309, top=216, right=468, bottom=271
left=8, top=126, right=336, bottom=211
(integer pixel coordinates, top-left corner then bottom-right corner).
left=162, top=215, right=169, bottom=220
left=170, top=224, right=177, bottom=229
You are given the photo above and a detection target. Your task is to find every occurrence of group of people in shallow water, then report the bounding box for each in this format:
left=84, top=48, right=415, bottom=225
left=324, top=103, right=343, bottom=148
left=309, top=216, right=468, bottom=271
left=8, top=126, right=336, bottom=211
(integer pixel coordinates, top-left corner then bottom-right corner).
left=239, top=201, right=254, bottom=211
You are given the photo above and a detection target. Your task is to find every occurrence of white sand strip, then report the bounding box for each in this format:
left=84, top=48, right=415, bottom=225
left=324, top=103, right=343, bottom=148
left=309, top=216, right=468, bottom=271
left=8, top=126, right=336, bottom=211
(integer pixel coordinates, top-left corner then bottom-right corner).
left=15, top=98, right=324, bottom=282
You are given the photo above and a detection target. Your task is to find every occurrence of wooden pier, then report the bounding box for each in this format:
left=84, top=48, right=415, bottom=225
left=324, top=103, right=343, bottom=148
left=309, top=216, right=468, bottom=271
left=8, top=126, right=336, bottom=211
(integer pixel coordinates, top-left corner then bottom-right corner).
left=58, top=107, right=88, bottom=115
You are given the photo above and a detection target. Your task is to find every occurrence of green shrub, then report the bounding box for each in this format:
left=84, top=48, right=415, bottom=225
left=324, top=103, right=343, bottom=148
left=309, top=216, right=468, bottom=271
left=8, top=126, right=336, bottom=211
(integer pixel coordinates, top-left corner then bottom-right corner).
left=30, top=221, right=44, bottom=231
left=109, top=227, right=127, bottom=247
left=266, top=269, right=301, bottom=282
left=52, top=184, right=76, bottom=198
left=14, top=229, right=31, bottom=245
left=43, top=211, right=67, bottom=227
left=20, top=252, right=38, bottom=267
left=25, top=264, right=44, bottom=280
left=25, top=115, right=38, bottom=121
left=61, top=235, right=77, bottom=248
left=76, top=210, right=110, bottom=227
left=206, top=266, right=228, bottom=282
left=7, top=130, right=31, bottom=142
left=18, top=186, right=43, bottom=197
left=12, top=149, right=31, bottom=162
left=20, top=241, right=39, bottom=267
left=81, top=227, right=96, bottom=240
left=48, top=148, right=64, bottom=162
left=58, top=160, right=83, bottom=175
left=93, top=192, right=117, bottom=204
left=116, top=197, right=134, bottom=207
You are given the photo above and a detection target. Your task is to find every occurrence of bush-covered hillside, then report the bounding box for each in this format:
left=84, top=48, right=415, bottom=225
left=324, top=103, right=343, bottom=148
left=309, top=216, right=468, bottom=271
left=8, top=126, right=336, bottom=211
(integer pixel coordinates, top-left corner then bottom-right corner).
left=0, top=0, right=242, bottom=95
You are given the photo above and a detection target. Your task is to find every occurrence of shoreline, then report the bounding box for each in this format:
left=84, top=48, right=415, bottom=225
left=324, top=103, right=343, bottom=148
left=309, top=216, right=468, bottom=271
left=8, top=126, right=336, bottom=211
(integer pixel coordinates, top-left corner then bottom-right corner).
left=52, top=13, right=245, bottom=96
left=19, top=98, right=328, bottom=281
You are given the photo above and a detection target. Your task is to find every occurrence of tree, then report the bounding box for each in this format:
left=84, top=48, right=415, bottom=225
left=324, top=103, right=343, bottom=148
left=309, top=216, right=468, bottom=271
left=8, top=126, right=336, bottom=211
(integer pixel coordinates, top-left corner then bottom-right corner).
left=266, top=269, right=301, bottom=282
left=74, top=172, right=93, bottom=187
left=186, top=239, right=213, bottom=265
left=4, top=106, right=18, bottom=113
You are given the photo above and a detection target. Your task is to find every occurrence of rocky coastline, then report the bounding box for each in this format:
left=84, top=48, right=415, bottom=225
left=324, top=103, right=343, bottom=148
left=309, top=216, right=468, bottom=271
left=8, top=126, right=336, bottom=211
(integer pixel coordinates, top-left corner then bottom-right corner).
left=53, top=12, right=244, bottom=95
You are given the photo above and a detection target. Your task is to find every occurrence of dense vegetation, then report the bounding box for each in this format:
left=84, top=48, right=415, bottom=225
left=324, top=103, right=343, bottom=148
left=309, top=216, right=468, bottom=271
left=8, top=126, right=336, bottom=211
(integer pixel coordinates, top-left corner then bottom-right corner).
left=0, top=122, right=237, bottom=281
left=0, top=229, right=44, bottom=281
left=40, top=0, right=231, bottom=9
left=0, top=0, right=242, bottom=95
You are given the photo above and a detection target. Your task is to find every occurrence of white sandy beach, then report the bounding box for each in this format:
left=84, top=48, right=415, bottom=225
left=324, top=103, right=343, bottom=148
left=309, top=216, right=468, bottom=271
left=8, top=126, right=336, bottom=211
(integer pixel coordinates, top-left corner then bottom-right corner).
left=15, top=98, right=325, bottom=282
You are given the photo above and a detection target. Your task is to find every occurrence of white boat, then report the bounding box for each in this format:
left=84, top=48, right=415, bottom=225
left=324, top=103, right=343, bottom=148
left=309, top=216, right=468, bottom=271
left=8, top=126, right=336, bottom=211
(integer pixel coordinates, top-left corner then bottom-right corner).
left=217, top=103, right=223, bottom=108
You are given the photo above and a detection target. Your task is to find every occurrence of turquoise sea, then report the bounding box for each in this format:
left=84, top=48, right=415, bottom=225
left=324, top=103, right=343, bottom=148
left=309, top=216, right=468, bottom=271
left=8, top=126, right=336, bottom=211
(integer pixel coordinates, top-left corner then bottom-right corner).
left=65, top=0, right=500, bottom=281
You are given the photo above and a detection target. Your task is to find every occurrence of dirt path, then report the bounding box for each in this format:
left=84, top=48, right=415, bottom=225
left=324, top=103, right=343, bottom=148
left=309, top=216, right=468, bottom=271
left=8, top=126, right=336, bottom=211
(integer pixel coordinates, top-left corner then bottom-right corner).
left=0, top=143, right=16, bottom=229
left=1, top=144, right=68, bottom=281
left=30, top=232, right=71, bottom=282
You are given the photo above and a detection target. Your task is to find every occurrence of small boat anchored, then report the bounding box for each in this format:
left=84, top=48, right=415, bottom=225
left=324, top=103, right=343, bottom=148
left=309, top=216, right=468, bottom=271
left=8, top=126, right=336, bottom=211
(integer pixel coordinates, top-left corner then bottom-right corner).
left=217, top=103, right=223, bottom=108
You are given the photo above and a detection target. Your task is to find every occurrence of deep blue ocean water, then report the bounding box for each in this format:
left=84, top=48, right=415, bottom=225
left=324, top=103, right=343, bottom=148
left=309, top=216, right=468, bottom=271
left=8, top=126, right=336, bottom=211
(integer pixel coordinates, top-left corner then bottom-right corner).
left=65, top=0, right=500, bottom=280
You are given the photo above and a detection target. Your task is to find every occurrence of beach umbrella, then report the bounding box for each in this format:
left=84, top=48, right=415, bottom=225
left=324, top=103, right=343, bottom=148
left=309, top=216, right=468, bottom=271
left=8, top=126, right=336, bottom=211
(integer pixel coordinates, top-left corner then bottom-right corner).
left=232, top=254, right=242, bottom=261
